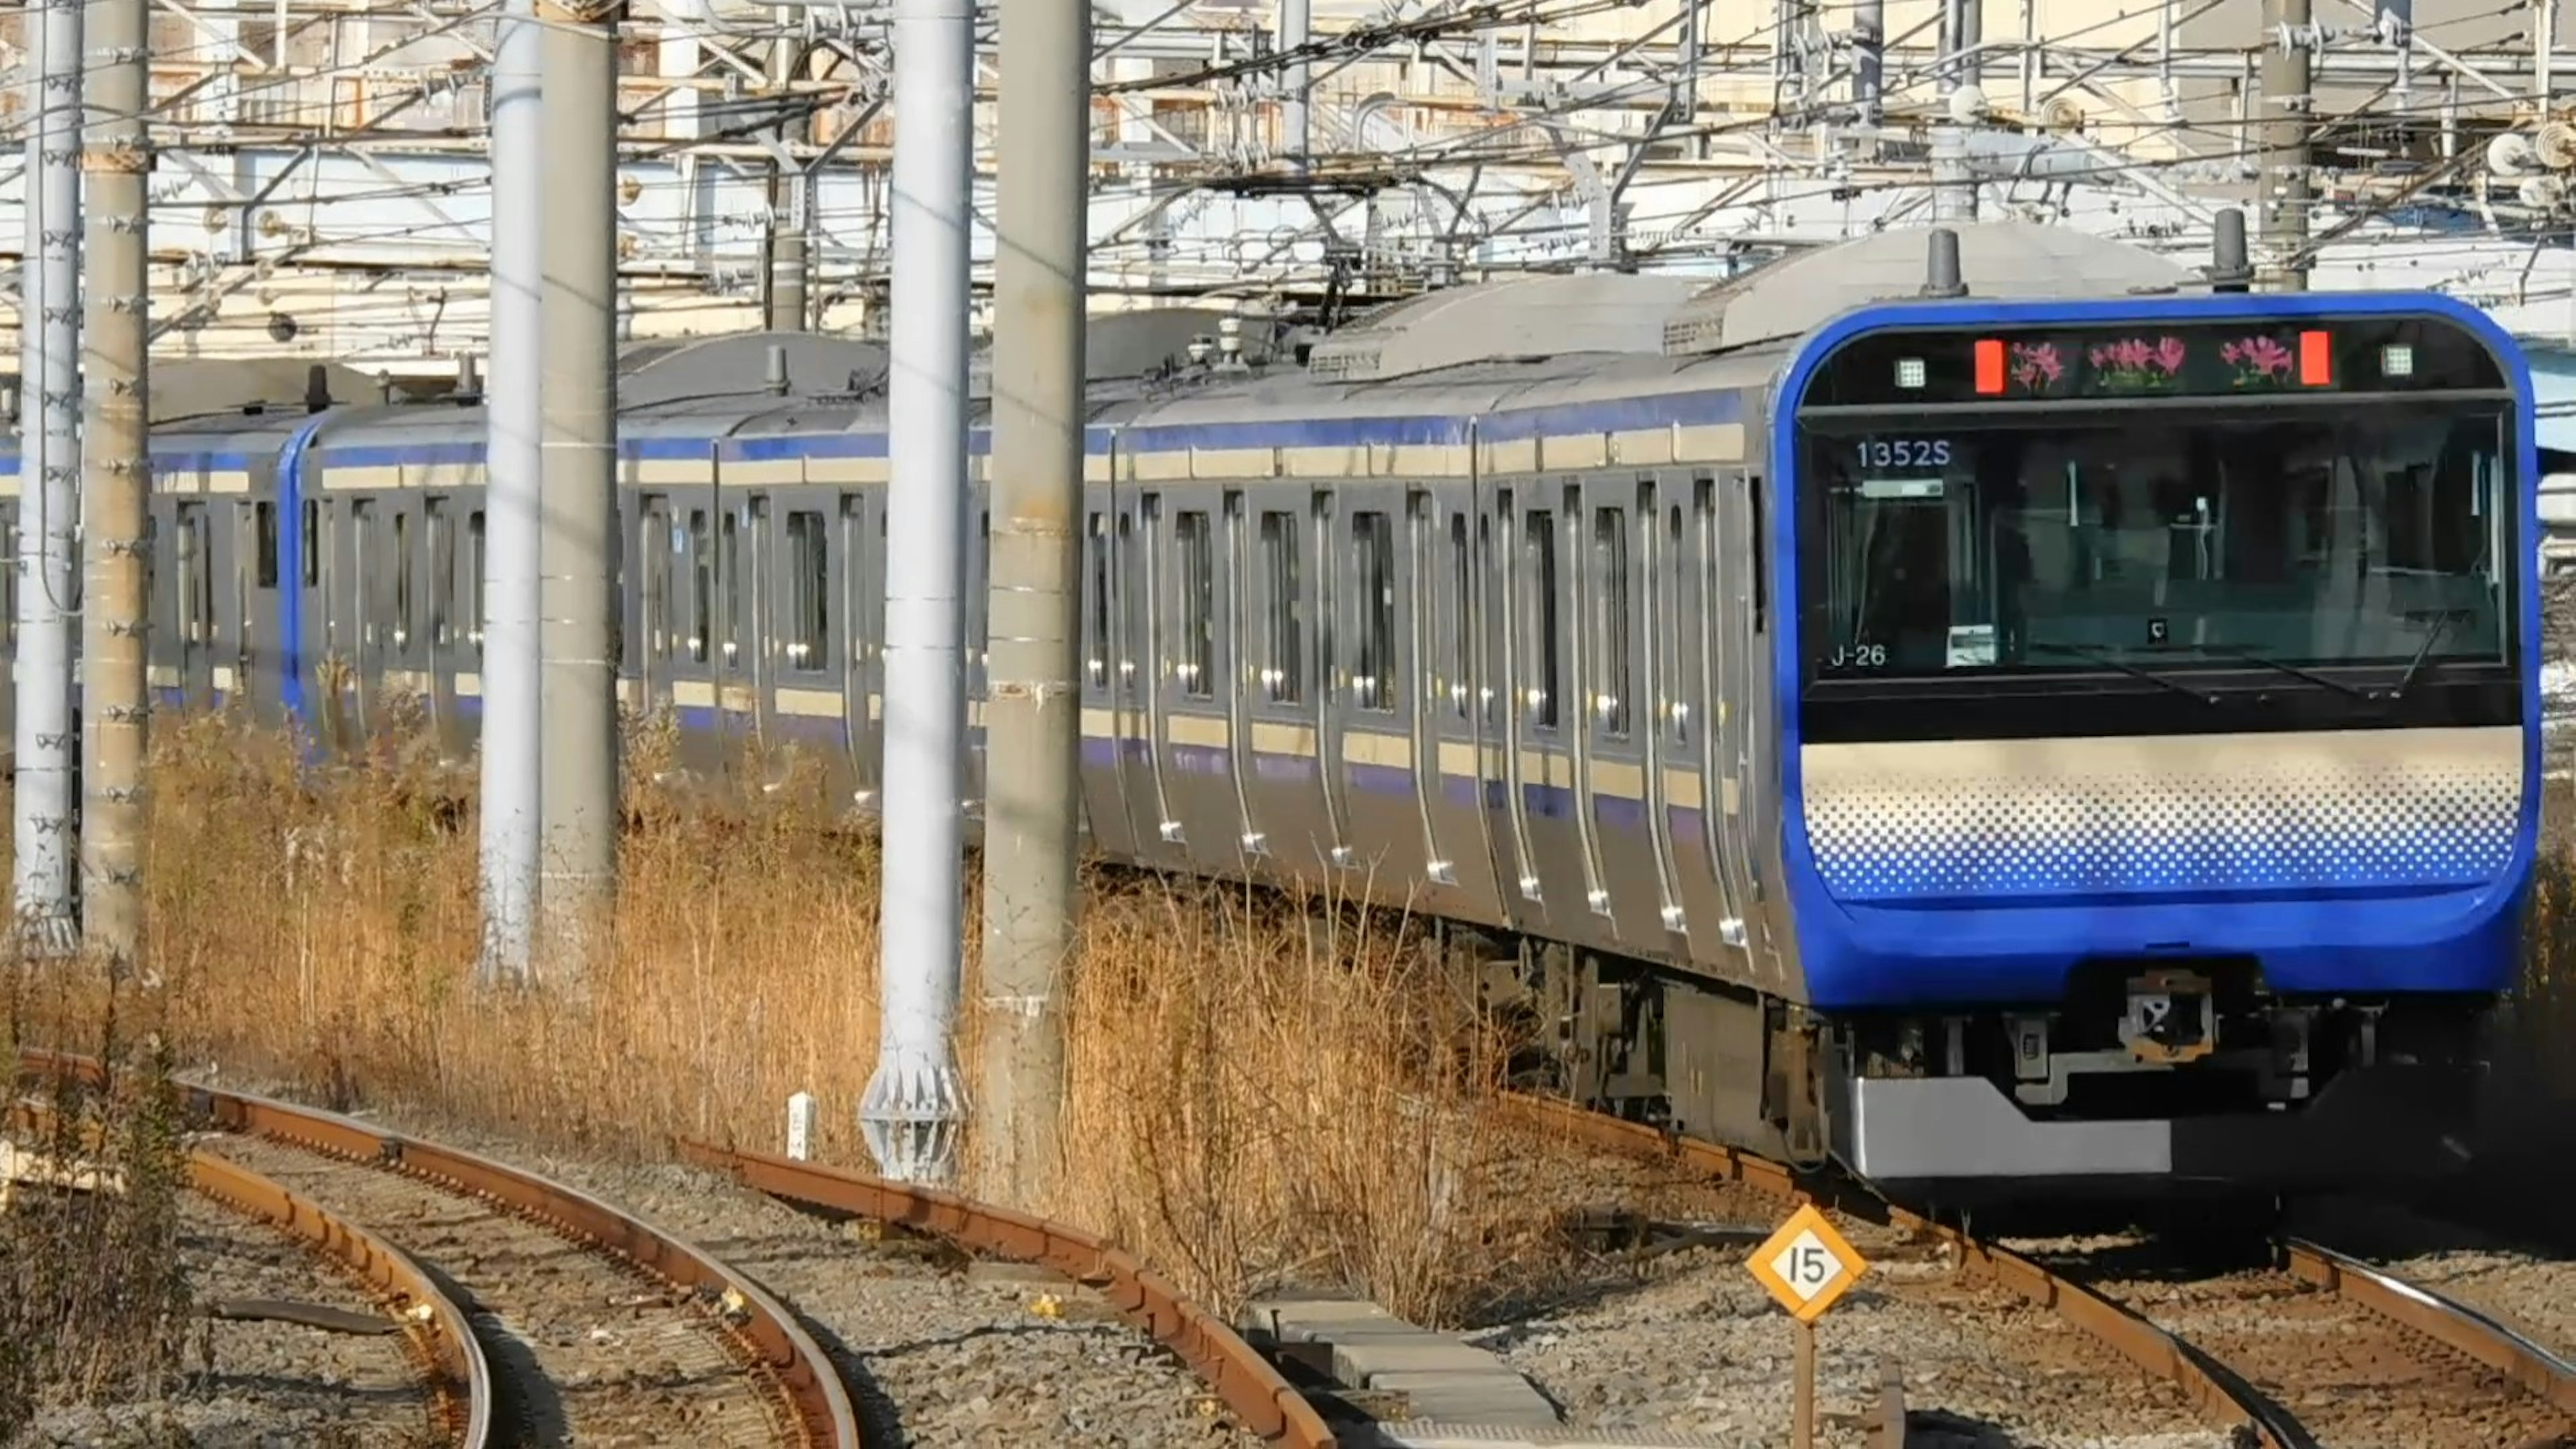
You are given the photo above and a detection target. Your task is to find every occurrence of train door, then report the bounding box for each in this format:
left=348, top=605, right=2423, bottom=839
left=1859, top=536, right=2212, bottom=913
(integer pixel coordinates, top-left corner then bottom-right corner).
left=839, top=492, right=882, bottom=806
left=1659, top=474, right=1733, bottom=965
left=1114, top=487, right=1183, bottom=865
left=306, top=494, right=343, bottom=748
left=1477, top=484, right=1542, bottom=934
left=1237, top=497, right=1306, bottom=874
left=743, top=492, right=780, bottom=763
left=173, top=501, right=215, bottom=710
left=1077, top=495, right=1136, bottom=856
left=1309, top=488, right=1355, bottom=869
left=634, top=494, right=675, bottom=722
left=425, top=496, right=464, bottom=757
left=774, top=494, right=840, bottom=782
left=963, top=499, right=990, bottom=816
left=1576, top=475, right=1665, bottom=947
left=1330, top=481, right=1415, bottom=881
left=1707, top=470, right=1770, bottom=976
left=1419, top=485, right=1503, bottom=922
left=1218, top=491, right=1260, bottom=869
left=239, top=498, right=273, bottom=721
left=0, top=504, right=15, bottom=744
left=350, top=496, right=387, bottom=741
left=1159, top=493, right=1235, bottom=870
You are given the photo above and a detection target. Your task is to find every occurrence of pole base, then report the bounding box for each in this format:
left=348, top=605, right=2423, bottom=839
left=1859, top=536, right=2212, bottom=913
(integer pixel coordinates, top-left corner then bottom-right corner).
left=858, top=1044, right=966, bottom=1185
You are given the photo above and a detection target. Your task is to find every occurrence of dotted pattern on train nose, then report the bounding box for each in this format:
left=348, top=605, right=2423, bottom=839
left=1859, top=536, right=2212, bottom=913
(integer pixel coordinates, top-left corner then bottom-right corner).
left=1801, top=761, right=2518, bottom=900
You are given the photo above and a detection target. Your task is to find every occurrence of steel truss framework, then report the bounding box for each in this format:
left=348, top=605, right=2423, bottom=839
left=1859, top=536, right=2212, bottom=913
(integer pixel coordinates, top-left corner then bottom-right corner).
left=5, top=0, right=2576, bottom=375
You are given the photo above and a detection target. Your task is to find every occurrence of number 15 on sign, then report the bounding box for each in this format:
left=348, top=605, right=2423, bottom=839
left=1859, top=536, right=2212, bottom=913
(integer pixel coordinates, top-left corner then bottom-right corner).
left=1747, top=1205, right=1869, bottom=1449
left=1747, top=1203, right=1868, bottom=1323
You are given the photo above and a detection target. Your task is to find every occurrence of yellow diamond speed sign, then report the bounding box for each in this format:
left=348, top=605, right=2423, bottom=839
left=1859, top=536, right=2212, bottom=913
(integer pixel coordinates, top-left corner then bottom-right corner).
left=1746, top=1203, right=1868, bottom=1323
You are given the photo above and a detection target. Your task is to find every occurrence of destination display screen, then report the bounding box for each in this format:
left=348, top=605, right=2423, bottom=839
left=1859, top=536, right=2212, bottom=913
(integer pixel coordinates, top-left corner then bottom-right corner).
left=1797, top=315, right=2510, bottom=409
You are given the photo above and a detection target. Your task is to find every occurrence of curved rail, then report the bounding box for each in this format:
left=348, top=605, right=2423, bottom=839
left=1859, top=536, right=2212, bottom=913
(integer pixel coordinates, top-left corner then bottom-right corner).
left=2282, top=1238, right=2576, bottom=1415
left=188, top=1142, right=497, bottom=1448
left=1495, top=1091, right=2302, bottom=1449
left=7, top=1095, right=496, bottom=1449
left=672, top=1139, right=1339, bottom=1449
left=17, top=1050, right=861, bottom=1449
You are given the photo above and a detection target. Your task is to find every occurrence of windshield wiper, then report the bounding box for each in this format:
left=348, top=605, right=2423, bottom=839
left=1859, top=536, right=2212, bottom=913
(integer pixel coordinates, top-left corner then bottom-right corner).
left=2027, top=641, right=2221, bottom=706
left=2387, top=610, right=2455, bottom=702
left=2184, top=643, right=2381, bottom=704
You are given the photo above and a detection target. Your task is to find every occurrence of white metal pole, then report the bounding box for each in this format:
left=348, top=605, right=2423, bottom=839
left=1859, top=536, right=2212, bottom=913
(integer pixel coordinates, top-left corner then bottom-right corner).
left=480, top=0, right=545, bottom=983
left=857, top=0, right=972, bottom=1184
left=16, top=0, right=81, bottom=958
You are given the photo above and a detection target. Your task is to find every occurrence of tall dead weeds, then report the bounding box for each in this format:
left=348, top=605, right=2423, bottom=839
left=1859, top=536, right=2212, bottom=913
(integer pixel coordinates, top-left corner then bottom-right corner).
left=7, top=710, right=1530, bottom=1325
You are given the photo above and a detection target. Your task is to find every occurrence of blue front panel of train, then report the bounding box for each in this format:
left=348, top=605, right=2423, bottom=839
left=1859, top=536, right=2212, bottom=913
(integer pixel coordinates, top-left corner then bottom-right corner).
left=1770, top=292, right=2543, bottom=1010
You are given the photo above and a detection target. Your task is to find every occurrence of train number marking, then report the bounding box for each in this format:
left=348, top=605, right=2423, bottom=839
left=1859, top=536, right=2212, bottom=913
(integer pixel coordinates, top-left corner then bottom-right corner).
left=1854, top=437, right=1953, bottom=469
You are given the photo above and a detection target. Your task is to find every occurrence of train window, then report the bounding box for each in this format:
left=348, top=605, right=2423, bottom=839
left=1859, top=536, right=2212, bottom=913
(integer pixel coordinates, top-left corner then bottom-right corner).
left=1258, top=510, right=1303, bottom=704
left=1448, top=513, right=1470, bottom=720
left=468, top=509, right=486, bottom=653
left=1523, top=509, right=1560, bottom=729
left=427, top=499, right=453, bottom=650
left=352, top=498, right=376, bottom=653
left=786, top=509, right=827, bottom=672
left=1748, top=476, right=1767, bottom=635
left=1175, top=508, right=1214, bottom=700
left=1352, top=511, right=1395, bottom=712
left=1116, top=510, right=1138, bottom=699
left=193, top=511, right=214, bottom=649
left=393, top=509, right=413, bottom=652
left=1085, top=512, right=1110, bottom=690
left=971, top=508, right=989, bottom=687
left=1593, top=506, right=1631, bottom=739
left=256, top=501, right=279, bottom=588
left=2, top=519, right=17, bottom=649
left=687, top=508, right=710, bottom=664
left=1666, top=502, right=1689, bottom=746
left=301, top=500, right=319, bottom=587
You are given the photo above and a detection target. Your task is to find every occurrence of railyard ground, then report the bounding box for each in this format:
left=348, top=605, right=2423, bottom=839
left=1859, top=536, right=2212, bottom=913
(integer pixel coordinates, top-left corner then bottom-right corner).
left=0, top=597, right=2571, bottom=1440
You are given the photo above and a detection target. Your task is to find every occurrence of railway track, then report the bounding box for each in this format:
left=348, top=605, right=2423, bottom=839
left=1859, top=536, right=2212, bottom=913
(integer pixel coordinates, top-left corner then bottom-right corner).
left=1499, top=1091, right=2576, bottom=1448
left=8, top=1093, right=492, bottom=1447
left=16, top=1050, right=859, bottom=1449
left=16, top=1049, right=1334, bottom=1448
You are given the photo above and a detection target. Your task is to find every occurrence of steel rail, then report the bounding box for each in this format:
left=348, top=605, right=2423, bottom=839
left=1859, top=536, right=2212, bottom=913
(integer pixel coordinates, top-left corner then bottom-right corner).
left=17, top=1050, right=862, bottom=1449
left=6, top=1095, right=495, bottom=1448
left=1495, top=1090, right=2302, bottom=1449
left=672, top=1138, right=1340, bottom=1449
left=186, top=1140, right=498, bottom=1448
left=2282, top=1237, right=2576, bottom=1416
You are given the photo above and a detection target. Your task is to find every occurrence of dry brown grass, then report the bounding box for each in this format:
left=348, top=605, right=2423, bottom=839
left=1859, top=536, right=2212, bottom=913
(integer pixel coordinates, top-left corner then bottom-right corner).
left=7, top=708, right=1538, bottom=1327
left=17, top=704, right=2576, bottom=1339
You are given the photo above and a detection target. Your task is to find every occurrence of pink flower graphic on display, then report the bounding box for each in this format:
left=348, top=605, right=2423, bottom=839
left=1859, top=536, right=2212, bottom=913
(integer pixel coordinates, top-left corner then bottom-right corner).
left=2089, top=335, right=2186, bottom=390
left=2008, top=341, right=2064, bottom=391
left=2219, top=334, right=2296, bottom=387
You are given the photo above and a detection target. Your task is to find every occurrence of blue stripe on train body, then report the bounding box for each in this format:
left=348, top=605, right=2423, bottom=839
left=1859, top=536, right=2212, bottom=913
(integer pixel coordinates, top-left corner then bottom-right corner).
left=1767, top=290, right=2542, bottom=1011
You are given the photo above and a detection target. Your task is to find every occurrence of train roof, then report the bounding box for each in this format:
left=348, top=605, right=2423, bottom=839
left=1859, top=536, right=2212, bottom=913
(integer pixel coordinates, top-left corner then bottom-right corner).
left=1303, top=273, right=1709, bottom=385
left=1662, top=221, right=2199, bottom=357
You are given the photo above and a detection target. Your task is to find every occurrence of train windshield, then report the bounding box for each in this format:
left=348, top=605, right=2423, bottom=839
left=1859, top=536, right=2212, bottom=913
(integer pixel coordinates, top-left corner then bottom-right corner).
left=1796, top=406, right=2515, bottom=692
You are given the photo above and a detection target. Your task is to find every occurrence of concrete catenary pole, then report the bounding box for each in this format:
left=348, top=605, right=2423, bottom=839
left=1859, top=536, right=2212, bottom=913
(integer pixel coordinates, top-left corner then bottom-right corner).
left=480, top=0, right=545, bottom=983
left=537, top=0, right=623, bottom=970
left=765, top=36, right=810, bottom=333
left=78, top=0, right=148, bottom=969
left=856, top=0, right=972, bottom=1184
left=2260, top=0, right=2312, bottom=292
left=16, top=0, right=82, bottom=958
left=973, top=0, right=1089, bottom=1201
left=1278, top=0, right=1310, bottom=164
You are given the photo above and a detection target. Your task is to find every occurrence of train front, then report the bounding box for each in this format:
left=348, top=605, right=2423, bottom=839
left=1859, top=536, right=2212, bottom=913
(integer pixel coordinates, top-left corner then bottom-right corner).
left=1778, top=294, right=2539, bottom=1199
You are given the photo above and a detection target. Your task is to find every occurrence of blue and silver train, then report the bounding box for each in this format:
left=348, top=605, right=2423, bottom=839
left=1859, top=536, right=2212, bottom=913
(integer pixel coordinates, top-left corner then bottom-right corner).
left=0, top=218, right=2540, bottom=1202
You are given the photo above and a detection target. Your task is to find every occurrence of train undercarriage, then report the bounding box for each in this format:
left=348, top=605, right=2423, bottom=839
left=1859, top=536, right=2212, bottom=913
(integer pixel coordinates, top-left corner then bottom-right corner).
left=1451, top=926, right=2496, bottom=1214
